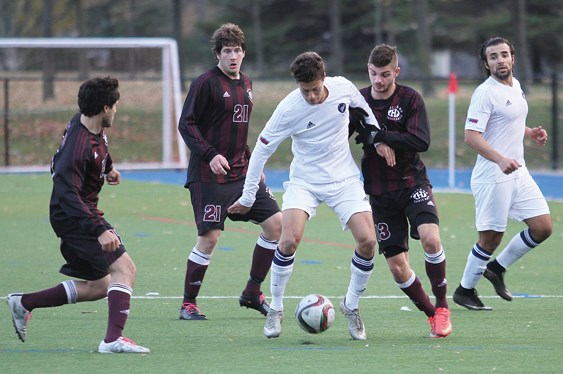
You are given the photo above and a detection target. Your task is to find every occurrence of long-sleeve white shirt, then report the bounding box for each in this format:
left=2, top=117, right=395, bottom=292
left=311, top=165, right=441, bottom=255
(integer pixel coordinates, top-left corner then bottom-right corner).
left=239, top=76, right=378, bottom=207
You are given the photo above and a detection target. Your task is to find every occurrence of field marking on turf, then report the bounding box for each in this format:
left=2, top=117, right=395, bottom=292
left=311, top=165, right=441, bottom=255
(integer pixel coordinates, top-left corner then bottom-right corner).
left=132, top=295, right=563, bottom=300
left=140, top=214, right=355, bottom=249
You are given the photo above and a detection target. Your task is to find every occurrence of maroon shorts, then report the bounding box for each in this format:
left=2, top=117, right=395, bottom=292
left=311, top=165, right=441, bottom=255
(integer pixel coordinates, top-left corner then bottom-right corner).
left=369, top=184, right=439, bottom=258
left=58, top=228, right=126, bottom=281
left=188, top=179, right=280, bottom=236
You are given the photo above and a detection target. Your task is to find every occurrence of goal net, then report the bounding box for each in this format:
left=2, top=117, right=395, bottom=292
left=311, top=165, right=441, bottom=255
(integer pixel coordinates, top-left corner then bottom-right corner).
left=0, top=37, right=186, bottom=171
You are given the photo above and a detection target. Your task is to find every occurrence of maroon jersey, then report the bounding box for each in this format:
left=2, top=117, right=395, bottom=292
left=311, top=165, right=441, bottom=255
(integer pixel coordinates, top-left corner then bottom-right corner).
left=359, top=84, right=431, bottom=195
left=178, top=66, right=253, bottom=185
left=50, top=113, right=113, bottom=238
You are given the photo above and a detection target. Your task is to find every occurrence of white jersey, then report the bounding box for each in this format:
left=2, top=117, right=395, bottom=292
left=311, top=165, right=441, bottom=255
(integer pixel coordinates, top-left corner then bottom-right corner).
left=239, top=76, right=378, bottom=207
left=465, top=76, right=528, bottom=183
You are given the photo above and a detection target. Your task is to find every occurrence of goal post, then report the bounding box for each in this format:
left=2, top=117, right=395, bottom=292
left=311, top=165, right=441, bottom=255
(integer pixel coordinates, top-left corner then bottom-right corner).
left=0, top=37, right=187, bottom=171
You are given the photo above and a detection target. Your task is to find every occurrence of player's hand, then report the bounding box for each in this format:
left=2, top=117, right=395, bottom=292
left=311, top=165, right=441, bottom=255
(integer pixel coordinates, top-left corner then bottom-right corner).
left=227, top=201, right=251, bottom=215
left=375, top=143, right=396, bottom=167
left=498, top=157, right=522, bottom=175
left=529, top=126, right=548, bottom=147
left=106, top=168, right=121, bottom=185
left=210, top=155, right=230, bottom=175
left=349, top=107, right=384, bottom=146
left=98, top=230, right=121, bottom=252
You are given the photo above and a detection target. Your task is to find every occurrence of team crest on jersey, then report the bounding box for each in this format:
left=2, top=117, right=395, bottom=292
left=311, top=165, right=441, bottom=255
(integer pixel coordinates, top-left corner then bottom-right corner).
left=247, top=88, right=253, bottom=102
left=338, top=103, right=346, bottom=113
left=411, top=188, right=430, bottom=203
left=387, top=105, right=403, bottom=122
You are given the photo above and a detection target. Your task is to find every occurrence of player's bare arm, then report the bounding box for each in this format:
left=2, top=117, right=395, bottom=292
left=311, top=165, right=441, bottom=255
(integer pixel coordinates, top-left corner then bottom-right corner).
left=209, top=154, right=230, bottom=175
left=375, top=143, right=396, bottom=167
left=465, top=129, right=521, bottom=174
left=526, top=126, right=548, bottom=147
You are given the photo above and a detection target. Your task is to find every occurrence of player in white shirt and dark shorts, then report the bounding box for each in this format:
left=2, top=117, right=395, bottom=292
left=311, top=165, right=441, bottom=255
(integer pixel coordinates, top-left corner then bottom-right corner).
left=453, top=37, right=552, bottom=311
left=229, top=51, right=393, bottom=340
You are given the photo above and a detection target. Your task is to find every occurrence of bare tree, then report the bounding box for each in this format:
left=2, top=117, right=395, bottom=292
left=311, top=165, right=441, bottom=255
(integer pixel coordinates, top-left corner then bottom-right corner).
left=42, top=0, right=55, bottom=101
left=330, top=0, right=344, bottom=75
left=513, top=0, right=530, bottom=92
left=415, top=0, right=433, bottom=97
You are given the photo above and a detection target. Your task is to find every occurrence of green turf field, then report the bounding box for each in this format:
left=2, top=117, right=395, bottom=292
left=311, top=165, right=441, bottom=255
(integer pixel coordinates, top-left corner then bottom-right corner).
left=1, top=174, right=562, bottom=373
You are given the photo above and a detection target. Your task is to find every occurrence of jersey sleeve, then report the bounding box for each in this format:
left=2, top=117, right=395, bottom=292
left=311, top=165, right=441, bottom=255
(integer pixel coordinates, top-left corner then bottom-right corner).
left=465, top=85, right=492, bottom=133
left=238, top=103, right=292, bottom=207
left=51, top=129, right=107, bottom=238
left=382, top=91, right=430, bottom=152
left=178, top=76, right=219, bottom=163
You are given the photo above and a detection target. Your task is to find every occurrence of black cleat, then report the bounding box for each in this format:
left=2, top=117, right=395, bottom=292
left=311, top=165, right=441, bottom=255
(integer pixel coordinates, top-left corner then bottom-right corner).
left=179, top=302, right=207, bottom=320
left=453, top=286, right=493, bottom=311
left=239, top=292, right=271, bottom=316
left=483, top=267, right=513, bottom=301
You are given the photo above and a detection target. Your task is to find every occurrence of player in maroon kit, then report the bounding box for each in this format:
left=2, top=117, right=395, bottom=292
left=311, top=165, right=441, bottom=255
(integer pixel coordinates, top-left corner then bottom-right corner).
left=355, top=44, right=452, bottom=338
left=177, top=23, right=282, bottom=320
left=6, top=76, right=149, bottom=353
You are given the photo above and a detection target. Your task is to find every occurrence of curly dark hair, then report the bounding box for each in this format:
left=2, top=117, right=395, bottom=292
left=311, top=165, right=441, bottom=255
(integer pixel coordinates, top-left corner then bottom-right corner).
left=290, top=51, right=325, bottom=83
left=77, top=76, right=120, bottom=116
left=210, top=23, right=246, bottom=60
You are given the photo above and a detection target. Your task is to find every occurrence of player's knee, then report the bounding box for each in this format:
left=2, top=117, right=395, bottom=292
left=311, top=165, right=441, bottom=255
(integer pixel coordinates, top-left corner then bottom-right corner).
left=355, top=233, right=376, bottom=257
left=531, top=224, right=552, bottom=243
left=421, top=236, right=441, bottom=253
left=279, top=238, right=299, bottom=255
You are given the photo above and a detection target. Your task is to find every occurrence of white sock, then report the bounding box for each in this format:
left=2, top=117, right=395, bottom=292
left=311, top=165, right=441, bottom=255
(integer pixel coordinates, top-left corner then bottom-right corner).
left=345, top=252, right=374, bottom=310
left=496, top=229, right=537, bottom=269
left=460, top=243, right=491, bottom=290
left=269, top=248, right=295, bottom=312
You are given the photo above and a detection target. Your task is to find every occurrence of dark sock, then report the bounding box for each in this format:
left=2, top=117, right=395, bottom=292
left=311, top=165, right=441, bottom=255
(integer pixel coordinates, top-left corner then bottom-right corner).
left=21, top=283, right=68, bottom=311
left=183, top=260, right=208, bottom=304
left=104, top=287, right=131, bottom=343
left=244, top=245, right=275, bottom=297
left=401, top=277, right=435, bottom=317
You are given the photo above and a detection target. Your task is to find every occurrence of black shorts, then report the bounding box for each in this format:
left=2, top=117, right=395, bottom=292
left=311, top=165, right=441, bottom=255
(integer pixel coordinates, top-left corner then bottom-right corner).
left=369, top=184, right=439, bottom=258
left=58, top=228, right=126, bottom=281
left=188, top=179, right=280, bottom=236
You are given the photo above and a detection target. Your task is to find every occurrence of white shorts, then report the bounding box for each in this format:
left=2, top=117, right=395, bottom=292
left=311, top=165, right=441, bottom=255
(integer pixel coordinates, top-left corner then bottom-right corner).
left=471, top=170, right=550, bottom=232
left=281, top=177, right=371, bottom=230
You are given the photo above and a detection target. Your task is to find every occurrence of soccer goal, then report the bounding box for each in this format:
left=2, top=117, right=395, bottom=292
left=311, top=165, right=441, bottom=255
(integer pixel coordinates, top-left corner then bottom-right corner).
left=0, top=37, right=186, bottom=171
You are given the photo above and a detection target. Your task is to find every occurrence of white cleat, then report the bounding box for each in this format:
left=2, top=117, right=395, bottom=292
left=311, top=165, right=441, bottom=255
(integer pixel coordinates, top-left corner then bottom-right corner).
left=6, top=293, right=32, bottom=342
left=263, top=310, right=283, bottom=338
left=98, top=336, right=150, bottom=354
left=339, top=299, right=366, bottom=340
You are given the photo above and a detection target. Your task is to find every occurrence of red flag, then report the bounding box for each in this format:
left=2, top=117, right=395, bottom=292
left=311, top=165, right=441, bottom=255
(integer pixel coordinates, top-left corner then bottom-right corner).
left=448, top=72, right=458, bottom=94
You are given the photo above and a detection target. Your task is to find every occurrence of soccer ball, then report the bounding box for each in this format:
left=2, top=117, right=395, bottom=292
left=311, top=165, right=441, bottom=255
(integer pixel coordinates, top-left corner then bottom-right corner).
left=295, top=294, right=335, bottom=334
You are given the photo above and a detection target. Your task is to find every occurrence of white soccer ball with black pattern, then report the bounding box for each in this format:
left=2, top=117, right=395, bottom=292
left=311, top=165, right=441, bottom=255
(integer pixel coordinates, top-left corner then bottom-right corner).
left=295, top=294, right=335, bottom=334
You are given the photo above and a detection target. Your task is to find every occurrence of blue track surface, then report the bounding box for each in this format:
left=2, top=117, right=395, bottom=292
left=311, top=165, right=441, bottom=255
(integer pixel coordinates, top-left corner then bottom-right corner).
left=120, top=168, right=563, bottom=201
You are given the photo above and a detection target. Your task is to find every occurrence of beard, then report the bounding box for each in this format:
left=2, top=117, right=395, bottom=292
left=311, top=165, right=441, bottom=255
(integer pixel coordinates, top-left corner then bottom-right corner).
left=102, top=117, right=112, bottom=128
left=493, top=67, right=511, bottom=81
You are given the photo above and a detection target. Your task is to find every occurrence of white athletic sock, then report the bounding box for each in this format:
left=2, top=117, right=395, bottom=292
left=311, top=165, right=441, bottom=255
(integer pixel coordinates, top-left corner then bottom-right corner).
left=496, top=229, right=537, bottom=269
left=345, top=252, right=374, bottom=310
left=269, top=248, right=295, bottom=312
left=460, top=243, right=491, bottom=290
